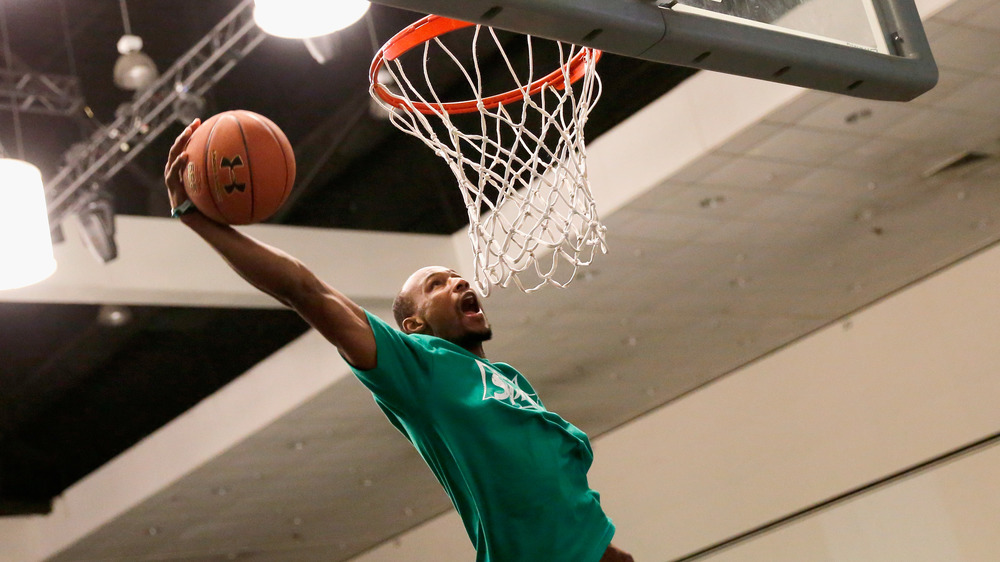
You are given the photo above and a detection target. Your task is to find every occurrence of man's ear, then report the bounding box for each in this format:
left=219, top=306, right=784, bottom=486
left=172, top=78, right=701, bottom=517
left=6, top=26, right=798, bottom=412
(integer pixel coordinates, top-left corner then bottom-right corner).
left=402, top=316, right=425, bottom=335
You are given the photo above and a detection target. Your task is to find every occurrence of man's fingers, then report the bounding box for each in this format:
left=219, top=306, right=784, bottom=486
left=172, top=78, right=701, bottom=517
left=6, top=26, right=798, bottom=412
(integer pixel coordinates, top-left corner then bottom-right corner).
left=166, top=153, right=188, bottom=188
left=166, top=129, right=189, bottom=164
left=165, top=119, right=201, bottom=171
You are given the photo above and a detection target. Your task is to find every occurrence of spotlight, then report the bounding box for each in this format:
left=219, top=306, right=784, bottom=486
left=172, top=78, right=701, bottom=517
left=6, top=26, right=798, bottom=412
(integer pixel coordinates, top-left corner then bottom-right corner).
left=76, top=189, right=118, bottom=263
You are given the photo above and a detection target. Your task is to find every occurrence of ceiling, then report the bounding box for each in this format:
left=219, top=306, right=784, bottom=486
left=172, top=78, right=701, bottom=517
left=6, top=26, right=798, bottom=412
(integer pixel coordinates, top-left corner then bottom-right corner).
left=3, top=0, right=1000, bottom=560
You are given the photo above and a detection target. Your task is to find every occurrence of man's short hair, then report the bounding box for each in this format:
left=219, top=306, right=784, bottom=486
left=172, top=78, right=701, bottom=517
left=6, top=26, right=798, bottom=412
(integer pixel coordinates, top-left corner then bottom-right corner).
left=392, top=291, right=416, bottom=330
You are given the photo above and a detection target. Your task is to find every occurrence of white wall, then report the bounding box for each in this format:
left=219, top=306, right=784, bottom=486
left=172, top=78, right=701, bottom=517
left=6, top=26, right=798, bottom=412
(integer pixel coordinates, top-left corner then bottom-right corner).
left=700, top=442, right=1000, bottom=562
left=348, top=240, right=1000, bottom=561
left=0, top=517, right=43, bottom=562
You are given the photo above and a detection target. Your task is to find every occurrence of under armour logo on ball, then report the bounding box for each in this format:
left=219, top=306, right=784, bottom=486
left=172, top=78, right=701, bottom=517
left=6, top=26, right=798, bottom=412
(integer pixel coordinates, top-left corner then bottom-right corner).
left=219, top=155, right=246, bottom=194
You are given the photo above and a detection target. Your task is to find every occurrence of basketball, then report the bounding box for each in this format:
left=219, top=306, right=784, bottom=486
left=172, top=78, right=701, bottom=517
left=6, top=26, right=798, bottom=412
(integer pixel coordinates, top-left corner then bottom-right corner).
left=182, top=110, right=296, bottom=225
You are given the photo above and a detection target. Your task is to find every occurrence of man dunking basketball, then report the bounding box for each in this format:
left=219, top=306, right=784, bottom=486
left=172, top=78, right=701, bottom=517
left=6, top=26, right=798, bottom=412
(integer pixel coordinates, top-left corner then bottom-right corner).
left=165, top=119, right=634, bottom=562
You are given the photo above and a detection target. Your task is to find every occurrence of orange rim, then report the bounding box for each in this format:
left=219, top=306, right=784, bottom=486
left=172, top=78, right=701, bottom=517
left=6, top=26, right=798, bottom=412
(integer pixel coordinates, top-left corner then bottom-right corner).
left=370, top=14, right=602, bottom=116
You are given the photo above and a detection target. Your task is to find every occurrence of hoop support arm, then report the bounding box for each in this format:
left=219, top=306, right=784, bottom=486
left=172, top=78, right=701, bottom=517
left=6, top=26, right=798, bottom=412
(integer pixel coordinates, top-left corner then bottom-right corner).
left=369, top=0, right=937, bottom=101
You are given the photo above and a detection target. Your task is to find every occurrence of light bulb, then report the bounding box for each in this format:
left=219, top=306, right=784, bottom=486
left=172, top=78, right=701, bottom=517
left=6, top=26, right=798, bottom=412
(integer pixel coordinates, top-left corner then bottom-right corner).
left=254, top=0, right=369, bottom=39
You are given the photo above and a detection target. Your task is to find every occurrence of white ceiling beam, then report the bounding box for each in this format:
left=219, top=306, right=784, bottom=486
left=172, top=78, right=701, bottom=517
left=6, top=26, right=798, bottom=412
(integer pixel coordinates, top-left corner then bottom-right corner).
left=0, top=216, right=458, bottom=307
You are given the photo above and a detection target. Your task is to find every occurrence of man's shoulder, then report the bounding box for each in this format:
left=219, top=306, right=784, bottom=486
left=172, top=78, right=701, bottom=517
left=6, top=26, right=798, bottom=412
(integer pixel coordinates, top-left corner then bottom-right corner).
left=367, top=313, right=430, bottom=349
left=364, top=311, right=412, bottom=344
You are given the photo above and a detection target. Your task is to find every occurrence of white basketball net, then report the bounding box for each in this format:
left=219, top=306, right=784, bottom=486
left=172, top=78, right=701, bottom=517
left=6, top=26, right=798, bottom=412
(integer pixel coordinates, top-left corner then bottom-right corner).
left=371, top=23, right=606, bottom=296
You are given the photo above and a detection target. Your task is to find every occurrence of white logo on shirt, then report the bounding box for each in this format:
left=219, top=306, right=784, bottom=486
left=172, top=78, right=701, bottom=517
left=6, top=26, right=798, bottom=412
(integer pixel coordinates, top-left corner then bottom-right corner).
left=477, top=361, right=540, bottom=410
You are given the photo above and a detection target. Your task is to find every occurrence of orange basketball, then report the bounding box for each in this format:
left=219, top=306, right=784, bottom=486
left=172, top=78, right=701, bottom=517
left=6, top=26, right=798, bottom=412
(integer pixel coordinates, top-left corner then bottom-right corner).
left=182, top=110, right=296, bottom=225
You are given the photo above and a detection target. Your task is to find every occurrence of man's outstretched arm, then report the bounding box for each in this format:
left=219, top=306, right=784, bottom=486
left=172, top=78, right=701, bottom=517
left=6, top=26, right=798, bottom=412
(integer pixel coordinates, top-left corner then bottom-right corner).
left=164, top=119, right=376, bottom=370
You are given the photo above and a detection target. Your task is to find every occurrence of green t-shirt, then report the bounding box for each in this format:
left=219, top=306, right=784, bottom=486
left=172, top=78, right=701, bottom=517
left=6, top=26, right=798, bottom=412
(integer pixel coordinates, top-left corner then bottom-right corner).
left=351, top=311, right=615, bottom=562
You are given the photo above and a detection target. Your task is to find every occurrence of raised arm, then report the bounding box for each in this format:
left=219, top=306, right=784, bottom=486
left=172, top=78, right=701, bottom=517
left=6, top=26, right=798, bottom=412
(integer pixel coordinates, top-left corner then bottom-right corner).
left=164, top=120, right=376, bottom=370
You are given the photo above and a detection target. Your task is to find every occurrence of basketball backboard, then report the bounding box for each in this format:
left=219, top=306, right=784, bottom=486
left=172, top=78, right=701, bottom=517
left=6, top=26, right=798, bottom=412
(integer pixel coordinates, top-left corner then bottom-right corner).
left=369, top=0, right=937, bottom=101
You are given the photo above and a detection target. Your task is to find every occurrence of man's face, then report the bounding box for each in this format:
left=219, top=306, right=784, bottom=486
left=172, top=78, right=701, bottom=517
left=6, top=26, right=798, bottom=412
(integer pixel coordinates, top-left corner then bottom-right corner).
left=401, top=266, right=492, bottom=347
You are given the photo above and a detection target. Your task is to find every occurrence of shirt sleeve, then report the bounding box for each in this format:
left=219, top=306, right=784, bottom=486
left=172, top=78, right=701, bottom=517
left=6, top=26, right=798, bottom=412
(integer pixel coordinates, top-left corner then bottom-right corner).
left=350, top=310, right=433, bottom=414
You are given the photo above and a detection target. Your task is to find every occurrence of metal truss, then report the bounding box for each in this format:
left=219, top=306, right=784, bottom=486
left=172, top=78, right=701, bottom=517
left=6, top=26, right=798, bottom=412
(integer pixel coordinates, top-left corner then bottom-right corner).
left=0, top=69, right=82, bottom=116
left=46, top=0, right=265, bottom=227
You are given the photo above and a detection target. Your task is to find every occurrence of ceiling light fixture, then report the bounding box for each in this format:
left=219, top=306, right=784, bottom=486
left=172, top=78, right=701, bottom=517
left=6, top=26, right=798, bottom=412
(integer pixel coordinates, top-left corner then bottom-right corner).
left=0, top=4, right=57, bottom=290
left=113, top=0, right=159, bottom=90
left=76, top=189, right=118, bottom=263
left=0, top=159, right=58, bottom=290
left=253, top=0, right=370, bottom=39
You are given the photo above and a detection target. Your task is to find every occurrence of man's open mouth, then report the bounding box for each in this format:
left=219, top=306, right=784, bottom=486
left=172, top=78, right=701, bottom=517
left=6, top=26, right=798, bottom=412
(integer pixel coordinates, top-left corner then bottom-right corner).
left=460, top=292, right=481, bottom=316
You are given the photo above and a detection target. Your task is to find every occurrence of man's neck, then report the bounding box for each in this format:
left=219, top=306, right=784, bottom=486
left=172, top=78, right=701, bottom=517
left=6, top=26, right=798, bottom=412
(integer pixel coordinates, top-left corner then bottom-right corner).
left=436, top=331, right=488, bottom=359
left=450, top=336, right=486, bottom=359
left=464, top=343, right=486, bottom=359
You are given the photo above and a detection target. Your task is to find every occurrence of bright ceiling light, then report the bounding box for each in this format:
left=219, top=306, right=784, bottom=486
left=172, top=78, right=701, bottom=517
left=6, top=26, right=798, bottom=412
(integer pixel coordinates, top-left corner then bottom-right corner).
left=253, top=0, right=370, bottom=39
left=0, top=159, right=57, bottom=290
